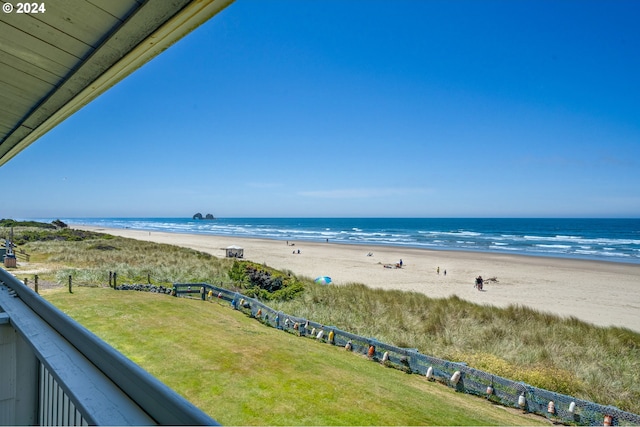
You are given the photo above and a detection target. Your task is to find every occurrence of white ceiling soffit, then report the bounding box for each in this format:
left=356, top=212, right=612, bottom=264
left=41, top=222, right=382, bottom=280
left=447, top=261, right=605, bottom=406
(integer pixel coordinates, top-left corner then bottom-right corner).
left=0, top=0, right=234, bottom=167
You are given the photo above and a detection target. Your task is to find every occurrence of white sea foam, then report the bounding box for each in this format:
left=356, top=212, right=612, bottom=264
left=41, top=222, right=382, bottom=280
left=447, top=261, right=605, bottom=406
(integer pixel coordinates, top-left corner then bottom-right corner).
left=58, top=217, right=640, bottom=264
left=536, top=244, right=572, bottom=249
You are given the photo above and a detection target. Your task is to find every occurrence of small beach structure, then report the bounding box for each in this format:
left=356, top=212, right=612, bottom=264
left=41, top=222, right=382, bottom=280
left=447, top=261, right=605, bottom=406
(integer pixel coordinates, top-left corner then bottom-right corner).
left=225, top=245, right=244, bottom=258
left=3, top=234, right=17, bottom=268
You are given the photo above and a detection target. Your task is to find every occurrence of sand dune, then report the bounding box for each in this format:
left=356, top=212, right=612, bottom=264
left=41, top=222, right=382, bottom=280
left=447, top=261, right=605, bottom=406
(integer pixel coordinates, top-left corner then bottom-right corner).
left=77, top=226, right=640, bottom=332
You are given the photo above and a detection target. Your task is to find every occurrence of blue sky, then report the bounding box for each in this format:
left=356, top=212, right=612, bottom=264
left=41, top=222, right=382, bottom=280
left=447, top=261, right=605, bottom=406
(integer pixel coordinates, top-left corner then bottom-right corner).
left=2, top=0, right=639, bottom=218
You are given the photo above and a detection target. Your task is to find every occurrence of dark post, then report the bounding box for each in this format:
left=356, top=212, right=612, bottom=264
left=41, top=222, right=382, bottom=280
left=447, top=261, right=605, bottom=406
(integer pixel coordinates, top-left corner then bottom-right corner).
left=68, top=275, right=72, bottom=293
left=109, top=271, right=112, bottom=287
left=24, top=277, right=28, bottom=288
left=113, top=272, right=117, bottom=289
left=34, top=274, right=38, bottom=294
left=147, top=273, right=150, bottom=284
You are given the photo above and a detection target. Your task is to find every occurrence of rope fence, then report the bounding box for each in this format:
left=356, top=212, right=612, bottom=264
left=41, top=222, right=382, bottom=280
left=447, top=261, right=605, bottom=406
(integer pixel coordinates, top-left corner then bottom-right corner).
left=160, top=282, right=639, bottom=426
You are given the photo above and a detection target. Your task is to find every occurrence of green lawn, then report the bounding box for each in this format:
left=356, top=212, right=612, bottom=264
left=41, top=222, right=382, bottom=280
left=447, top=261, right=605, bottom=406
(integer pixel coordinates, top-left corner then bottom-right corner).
left=42, top=286, right=548, bottom=426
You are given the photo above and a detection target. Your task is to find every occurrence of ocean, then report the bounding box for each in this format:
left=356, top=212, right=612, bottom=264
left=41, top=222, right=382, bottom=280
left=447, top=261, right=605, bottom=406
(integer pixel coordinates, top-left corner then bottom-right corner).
left=49, top=217, right=640, bottom=265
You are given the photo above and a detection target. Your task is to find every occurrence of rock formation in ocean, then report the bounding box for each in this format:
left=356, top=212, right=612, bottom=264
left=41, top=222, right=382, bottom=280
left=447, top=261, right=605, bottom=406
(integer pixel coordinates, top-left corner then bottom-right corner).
left=193, top=213, right=216, bottom=220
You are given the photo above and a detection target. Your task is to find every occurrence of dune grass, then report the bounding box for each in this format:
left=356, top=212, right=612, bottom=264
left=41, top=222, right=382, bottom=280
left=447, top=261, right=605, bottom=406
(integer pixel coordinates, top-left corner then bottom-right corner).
left=41, top=286, right=546, bottom=426
left=269, top=284, right=640, bottom=413
left=8, top=226, right=640, bottom=416
left=17, top=230, right=233, bottom=286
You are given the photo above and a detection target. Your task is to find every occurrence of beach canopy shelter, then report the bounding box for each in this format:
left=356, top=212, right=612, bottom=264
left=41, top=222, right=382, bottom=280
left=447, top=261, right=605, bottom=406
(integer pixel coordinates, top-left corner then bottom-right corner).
left=0, top=0, right=234, bottom=167
left=225, top=245, right=244, bottom=258
left=314, top=276, right=332, bottom=285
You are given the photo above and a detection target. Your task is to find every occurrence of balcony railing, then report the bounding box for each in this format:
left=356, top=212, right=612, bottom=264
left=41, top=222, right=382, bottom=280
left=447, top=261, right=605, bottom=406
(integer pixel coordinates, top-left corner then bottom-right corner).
left=0, top=268, right=219, bottom=426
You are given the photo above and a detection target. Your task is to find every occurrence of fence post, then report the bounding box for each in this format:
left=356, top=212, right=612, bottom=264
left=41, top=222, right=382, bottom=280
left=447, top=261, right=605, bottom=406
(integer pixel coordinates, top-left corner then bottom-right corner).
left=34, top=274, right=38, bottom=294
left=147, top=273, right=151, bottom=284
left=113, top=272, right=117, bottom=289
left=68, top=275, right=72, bottom=293
left=109, top=271, right=112, bottom=288
left=24, top=277, right=28, bottom=288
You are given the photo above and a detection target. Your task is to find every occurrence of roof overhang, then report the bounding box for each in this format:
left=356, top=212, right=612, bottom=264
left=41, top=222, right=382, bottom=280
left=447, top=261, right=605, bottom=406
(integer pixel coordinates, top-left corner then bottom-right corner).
left=0, top=0, right=234, bottom=167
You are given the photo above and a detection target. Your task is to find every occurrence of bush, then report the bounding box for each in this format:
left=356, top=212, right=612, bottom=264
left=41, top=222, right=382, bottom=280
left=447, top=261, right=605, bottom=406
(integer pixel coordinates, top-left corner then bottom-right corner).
left=6, top=227, right=109, bottom=245
left=228, top=260, right=304, bottom=301
left=0, top=219, right=56, bottom=229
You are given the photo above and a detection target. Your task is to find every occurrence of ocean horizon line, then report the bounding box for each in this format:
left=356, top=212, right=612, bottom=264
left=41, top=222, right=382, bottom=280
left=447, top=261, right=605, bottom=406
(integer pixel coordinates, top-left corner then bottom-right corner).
left=28, top=215, right=640, bottom=220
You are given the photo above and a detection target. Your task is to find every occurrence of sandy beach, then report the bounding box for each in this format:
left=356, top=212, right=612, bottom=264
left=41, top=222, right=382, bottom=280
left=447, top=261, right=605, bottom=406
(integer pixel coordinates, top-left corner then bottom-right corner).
left=76, top=226, right=640, bottom=332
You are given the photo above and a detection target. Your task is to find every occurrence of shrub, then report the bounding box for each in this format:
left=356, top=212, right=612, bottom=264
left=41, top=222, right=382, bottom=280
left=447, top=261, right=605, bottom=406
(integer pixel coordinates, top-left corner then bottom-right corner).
left=228, top=260, right=304, bottom=301
left=0, top=219, right=56, bottom=229
left=5, top=227, right=109, bottom=245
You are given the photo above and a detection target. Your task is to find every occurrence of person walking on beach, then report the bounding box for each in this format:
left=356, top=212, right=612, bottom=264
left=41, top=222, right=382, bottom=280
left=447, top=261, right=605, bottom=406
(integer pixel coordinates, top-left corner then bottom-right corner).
left=437, top=266, right=440, bottom=275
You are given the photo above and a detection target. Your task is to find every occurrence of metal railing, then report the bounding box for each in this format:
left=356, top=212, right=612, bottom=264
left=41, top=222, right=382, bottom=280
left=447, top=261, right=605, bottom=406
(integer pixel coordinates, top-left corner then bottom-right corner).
left=0, top=268, right=219, bottom=426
